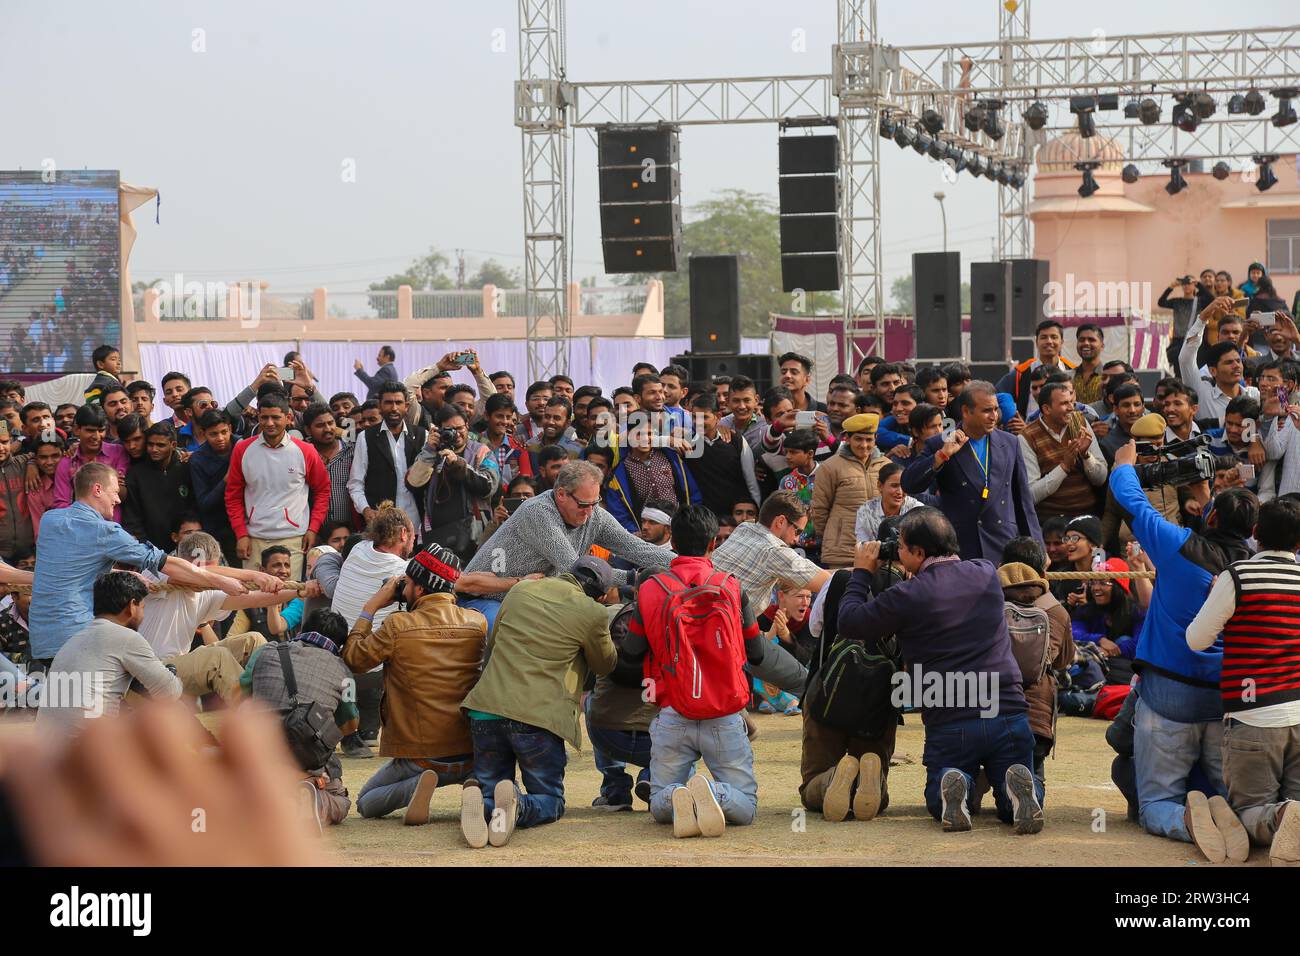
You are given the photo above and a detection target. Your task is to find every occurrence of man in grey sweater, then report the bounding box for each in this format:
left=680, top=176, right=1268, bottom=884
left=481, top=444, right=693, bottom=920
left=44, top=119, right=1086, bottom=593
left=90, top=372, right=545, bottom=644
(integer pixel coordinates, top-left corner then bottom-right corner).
left=38, top=572, right=181, bottom=739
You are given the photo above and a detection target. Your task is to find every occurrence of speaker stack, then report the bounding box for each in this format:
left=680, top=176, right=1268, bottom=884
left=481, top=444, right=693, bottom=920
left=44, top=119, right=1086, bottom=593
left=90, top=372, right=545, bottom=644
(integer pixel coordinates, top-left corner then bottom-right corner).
left=673, top=255, right=775, bottom=397
left=969, top=260, right=1012, bottom=382
left=913, top=251, right=962, bottom=365
left=1007, top=258, right=1051, bottom=362
left=778, top=134, right=841, bottom=292
left=598, top=125, right=683, bottom=273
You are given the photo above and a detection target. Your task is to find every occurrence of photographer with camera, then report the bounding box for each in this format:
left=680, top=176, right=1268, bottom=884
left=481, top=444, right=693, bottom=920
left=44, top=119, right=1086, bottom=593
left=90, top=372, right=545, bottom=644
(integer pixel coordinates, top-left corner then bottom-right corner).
left=406, top=405, right=499, bottom=564
left=1158, top=275, right=1213, bottom=372
left=1109, top=438, right=1258, bottom=861
left=1100, top=413, right=1211, bottom=551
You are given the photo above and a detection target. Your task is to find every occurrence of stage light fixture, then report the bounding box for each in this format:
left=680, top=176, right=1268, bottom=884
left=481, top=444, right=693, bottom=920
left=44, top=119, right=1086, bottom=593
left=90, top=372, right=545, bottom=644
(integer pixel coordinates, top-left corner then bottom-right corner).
left=1193, top=92, right=1216, bottom=119
left=1121, top=164, right=1140, bottom=184
left=951, top=150, right=969, bottom=174
left=964, top=106, right=986, bottom=133
left=1212, top=161, right=1231, bottom=181
left=1023, top=101, right=1048, bottom=130
left=914, top=130, right=933, bottom=155
left=1273, top=89, right=1298, bottom=128
left=879, top=114, right=897, bottom=139
left=1227, top=94, right=1246, bottom=115
left=1138, top=97, right=1161, bottom=125
left=894, top=124, right=915, bottom=148
left=979, top=99, right=1006, bottom=141
left=1255, top=154, right=1279, bottom=192
left=1008, top=169, right=1025, bottom=190
left=1124, top=98, right=1140, bottom=119
left=967, top=155, right=985, bottom=178
left=984, top=161, right=998, bottom=182
left=1163, top=159, right=1188, bottom=196
left=996, top=165, right=1011, bottom=186
left=1244, top=89, right=1267, bottom=115
left=927, top=137, right=947, bottom=160
left=1070, top=96, right=1097, bottom=138
left=921, top=108, right=944, bottom=135
left=1076, top=161, right=1101, bottom=198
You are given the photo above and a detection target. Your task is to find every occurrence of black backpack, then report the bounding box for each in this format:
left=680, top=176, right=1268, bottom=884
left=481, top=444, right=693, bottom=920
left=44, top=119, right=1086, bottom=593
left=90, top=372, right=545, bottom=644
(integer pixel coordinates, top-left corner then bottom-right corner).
left=274, top=643, right=343, bottom=771
left=802, top=638, right=899, bottom=739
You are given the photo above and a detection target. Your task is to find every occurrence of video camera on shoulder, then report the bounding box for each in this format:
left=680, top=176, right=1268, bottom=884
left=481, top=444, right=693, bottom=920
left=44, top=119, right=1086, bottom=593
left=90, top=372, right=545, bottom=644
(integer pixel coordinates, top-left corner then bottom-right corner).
left=1133, top=433, right=1238, bottom=489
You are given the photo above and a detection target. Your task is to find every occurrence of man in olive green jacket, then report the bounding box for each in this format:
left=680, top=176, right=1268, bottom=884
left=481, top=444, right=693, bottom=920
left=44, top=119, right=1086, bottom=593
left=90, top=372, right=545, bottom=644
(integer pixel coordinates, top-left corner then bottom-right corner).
left=459, top=556, right=619, bottom=848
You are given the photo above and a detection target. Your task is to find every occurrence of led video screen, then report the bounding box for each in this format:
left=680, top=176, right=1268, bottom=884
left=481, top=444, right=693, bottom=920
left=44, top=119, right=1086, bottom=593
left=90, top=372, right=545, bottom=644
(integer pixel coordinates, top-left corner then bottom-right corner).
left=0, top=170, right=120, bottom=374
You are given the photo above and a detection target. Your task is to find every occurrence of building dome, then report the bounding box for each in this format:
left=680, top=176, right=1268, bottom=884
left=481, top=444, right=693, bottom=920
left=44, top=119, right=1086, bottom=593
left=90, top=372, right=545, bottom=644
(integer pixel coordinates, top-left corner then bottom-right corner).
left=1036, top=131, right=1124, bottom=173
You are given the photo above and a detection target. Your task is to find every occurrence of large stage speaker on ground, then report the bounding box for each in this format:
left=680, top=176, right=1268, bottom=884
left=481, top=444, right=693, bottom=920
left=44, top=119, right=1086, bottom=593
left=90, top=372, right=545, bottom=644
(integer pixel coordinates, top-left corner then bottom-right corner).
left=779, top=133, right=841, bottom=293
left=913, top=251, right=961, bottom=361
left=969, top=261, right=1011, bottom=364
left=689, top=255, right=740, bottom=354
left=1007, top=258, right=1051, bottom=361
left=671, top=353, right=775, bottom=397
left=599, top=125, right=683, bottom=273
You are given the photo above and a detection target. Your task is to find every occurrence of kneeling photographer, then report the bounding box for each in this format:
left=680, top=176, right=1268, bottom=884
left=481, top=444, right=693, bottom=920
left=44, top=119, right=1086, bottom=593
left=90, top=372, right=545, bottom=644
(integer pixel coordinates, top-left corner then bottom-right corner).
left=837, top=508, right=1042, bottom=835
left=407, top=405, right=499, bottom=563
left=1108, top=437, right=1258, bottom=849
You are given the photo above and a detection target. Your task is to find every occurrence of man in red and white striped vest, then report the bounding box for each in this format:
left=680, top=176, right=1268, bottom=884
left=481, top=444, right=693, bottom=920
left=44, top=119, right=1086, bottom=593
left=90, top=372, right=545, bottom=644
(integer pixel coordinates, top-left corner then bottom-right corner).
left=1187, top=496, right=1300, bottom=866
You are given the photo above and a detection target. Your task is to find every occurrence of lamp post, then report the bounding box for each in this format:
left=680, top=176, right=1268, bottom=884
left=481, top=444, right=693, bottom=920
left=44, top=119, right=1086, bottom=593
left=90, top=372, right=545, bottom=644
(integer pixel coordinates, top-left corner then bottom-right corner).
left=933, top=191, right=948, bottom=253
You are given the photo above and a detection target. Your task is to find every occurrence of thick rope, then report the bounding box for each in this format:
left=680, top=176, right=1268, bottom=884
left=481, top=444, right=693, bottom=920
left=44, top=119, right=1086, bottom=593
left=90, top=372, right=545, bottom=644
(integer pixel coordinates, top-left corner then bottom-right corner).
left=1044, top=570, right=1156, bottom=580
left=5, top=579, right=308, bottom=596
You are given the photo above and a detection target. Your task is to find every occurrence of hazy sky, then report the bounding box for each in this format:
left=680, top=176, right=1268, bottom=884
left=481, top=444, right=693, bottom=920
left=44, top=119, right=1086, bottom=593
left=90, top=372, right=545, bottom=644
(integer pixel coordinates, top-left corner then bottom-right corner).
left=5, top=1, right=1297, bottom=298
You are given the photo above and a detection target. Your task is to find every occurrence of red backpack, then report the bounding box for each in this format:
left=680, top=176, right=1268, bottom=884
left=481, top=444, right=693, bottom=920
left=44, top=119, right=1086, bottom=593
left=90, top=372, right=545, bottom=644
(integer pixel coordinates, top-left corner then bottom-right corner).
left=642, top=568, right=750, bottom=720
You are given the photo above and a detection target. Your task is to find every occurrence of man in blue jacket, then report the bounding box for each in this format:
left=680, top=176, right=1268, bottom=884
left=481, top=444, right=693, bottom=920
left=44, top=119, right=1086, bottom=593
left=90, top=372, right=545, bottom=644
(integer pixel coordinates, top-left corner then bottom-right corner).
left=604, top=417, right=702, bottom=534
left=901, top=381, right=1040, bottom=561
left=839, top=506, right=1044, bottom=835
left=354, top=345, right=399, bottom=402
left=1109, top=439, right=1257, bottom=859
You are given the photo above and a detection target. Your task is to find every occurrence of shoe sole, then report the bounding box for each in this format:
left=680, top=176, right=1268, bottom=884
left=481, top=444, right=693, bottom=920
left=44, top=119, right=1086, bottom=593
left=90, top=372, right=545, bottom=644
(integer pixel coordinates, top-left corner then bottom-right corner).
left=489, top=780, right=518, bottom=847
left=822, top=755, right=858, bottom=823
left=1208, top=794, right=1250, bottom=863
left=1186, top=791, right=1226, bottom=863
left=853, top=753, right=882, bottom=821
left=403, top=770, right=439, bottom=827
left=1270, top=801, right=1300, bottom=867
left=672, top=787, right=701, bottom=838
left=1006, top=764, right=1044, bottom=835
left=688, top=774, right=726, bottom=837
left=592, top=801, right=633, bottom=812
left=634, top=778, right=651, bottom=805
left=460, top=786, right=489, bottom=849
left=940, top=770, right=972, bottom=832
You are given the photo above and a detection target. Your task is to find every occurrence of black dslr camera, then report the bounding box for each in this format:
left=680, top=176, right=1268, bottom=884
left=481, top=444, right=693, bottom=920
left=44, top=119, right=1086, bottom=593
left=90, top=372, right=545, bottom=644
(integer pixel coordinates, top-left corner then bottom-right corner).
left=436, top=426, right=460, bottom=449
left=1133, top=433, right=1237, bottom=489
left=876, top=515, right=903, bottom=563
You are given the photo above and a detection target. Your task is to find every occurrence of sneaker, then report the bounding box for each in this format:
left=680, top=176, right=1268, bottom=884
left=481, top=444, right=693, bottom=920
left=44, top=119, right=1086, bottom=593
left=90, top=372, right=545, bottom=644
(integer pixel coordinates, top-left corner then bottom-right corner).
left=821, top=754, right=859, bottom=823
left=460, top=783, right=489, bottom=849
left=1270, top=800, right=1300, bottom=867
left=1006, top=764, right=1044, bottom=835
left=1208, top=794, right=1249, bottom=863
left=591, top=794, right=633, bottom=812
left=940, top=769, right=972, bottom=832
left=671, top=786, right=701, bottom=838
left=361, top=731, right=380, bottom=747
left=402, top=770, right=439, bottom=827
left=634, top=773, right=652, bottom=806
left=298, top=780, right=323, bottom=836
left=853, top=753, right=883, bottom=821
left=488, top=780, right=519, bottom=847
left=688, top=774, right=726, bottom=837
left=341, top=733, right=374, bottom=759
left=1185, top=791, right=1226, bottom=863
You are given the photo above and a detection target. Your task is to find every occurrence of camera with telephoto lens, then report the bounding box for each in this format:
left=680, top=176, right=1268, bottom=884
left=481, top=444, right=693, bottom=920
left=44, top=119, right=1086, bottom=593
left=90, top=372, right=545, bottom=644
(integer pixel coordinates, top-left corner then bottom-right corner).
left=876, top=515, right=903, bottom=562
left=1133, top=433, right=1238, bottom=488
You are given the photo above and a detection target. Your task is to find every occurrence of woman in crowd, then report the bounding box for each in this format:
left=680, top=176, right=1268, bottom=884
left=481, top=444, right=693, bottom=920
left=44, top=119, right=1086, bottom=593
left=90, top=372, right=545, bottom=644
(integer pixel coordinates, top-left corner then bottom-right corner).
left=1068, top=557, right=1143, bottom=687
left=854, top=462, right=932, bottom=543
left=1051, top=515, right=1106, bottom=604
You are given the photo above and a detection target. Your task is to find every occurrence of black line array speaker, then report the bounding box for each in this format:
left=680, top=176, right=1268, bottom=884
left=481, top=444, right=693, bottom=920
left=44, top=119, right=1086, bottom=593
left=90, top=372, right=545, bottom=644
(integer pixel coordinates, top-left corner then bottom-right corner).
left=689, top=255, right=741, bottom=354
left=779, top=133, right=841, bottom=292
left=599, top=124, right=683, bottom=273
left=913, top=251, right=961, bottom=361
left=672, top=352, right=775, bottom=398
left=969, top=261, right=1011, bottom=363
left=1007, top=258, right=1051, bottom=362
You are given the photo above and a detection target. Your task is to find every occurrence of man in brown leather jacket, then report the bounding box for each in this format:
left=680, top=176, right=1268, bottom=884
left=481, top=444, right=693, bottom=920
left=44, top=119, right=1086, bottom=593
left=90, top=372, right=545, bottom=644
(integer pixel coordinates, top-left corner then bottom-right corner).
left=343, top=541, right=488, bottom=825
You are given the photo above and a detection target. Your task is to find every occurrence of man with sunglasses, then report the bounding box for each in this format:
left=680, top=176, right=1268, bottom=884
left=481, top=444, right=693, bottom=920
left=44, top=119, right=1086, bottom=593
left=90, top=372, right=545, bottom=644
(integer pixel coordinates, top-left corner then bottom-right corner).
left=458, top=460, right=672, bottom=630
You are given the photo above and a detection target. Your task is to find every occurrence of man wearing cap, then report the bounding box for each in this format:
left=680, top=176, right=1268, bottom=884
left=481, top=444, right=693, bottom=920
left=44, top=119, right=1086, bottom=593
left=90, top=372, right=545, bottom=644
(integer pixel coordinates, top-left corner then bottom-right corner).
left=902, top=381, right=1040, bottom=562
left=1018, top=380, right=1107, bottom=523
left=1100, top=413, right=1185, bottom=551
left=458, top=555, right=619, bottom=848
left=811, top=413, right=889, bottom=569
left=343, top=542, right=490, bottom=826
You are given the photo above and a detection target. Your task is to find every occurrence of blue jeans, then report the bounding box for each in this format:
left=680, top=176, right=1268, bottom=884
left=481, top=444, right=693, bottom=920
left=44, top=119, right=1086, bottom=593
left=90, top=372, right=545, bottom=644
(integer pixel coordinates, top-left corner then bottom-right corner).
left=648, top=707, right=757, bottom=826
left=356, top=756, right=473, bottom=819
left=469, top=718, right=567, bottom=828
left=460, top=595, right=503, bottom=633
left=1134, top=678, right=1226, bottom=843
left=583, top=694, right=652, bottom=801
left=922, top=712, right=1040, bottom=825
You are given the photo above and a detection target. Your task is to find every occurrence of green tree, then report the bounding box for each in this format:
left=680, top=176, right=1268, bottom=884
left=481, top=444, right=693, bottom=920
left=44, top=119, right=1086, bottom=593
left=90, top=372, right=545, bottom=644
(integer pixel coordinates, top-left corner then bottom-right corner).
left=889, top=274, right=971, bottom=314
left=369, top=247, right=455, bottom=292
left=466, top=258, right=521, bottom=289
left=620, top=189, right=839, bottom=337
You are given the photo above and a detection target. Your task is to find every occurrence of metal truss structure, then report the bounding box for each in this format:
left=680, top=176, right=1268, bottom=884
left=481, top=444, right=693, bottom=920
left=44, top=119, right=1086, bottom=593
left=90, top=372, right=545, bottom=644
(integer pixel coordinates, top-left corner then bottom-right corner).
left=516, top=1, right=1300, bottom=376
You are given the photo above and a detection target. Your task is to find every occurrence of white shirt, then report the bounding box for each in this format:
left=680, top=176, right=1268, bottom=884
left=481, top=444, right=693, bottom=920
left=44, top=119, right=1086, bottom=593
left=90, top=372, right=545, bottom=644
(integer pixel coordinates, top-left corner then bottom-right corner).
left=330, top=540, right=409, bottom=631
left=347, top=423, right=421, bottom=530
left=1185, top=549, right=1300, bottom=728
left=137, top=571, right=231, bottom=660
left=1179, top=316, right=1260, bottom=425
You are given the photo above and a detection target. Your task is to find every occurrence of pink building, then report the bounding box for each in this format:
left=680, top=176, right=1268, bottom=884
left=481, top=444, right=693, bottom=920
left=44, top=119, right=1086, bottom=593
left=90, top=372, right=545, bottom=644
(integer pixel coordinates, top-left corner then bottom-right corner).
left=1030, top=132, right=1300, bottom=317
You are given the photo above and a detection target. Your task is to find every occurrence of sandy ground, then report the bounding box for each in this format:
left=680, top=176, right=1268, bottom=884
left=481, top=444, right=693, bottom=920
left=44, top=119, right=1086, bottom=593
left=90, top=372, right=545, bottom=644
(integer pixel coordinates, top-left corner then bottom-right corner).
left=320, top=714, right=1271, bottom=867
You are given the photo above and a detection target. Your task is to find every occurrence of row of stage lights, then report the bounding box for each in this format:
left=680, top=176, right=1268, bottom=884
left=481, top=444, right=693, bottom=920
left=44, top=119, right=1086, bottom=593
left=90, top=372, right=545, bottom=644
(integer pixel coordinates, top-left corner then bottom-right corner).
left=1038, top=87, right=1299, bottom=137
left=1074, top=152, right=1282, bottom=197
left=879, top=106, right=1026, bottom=189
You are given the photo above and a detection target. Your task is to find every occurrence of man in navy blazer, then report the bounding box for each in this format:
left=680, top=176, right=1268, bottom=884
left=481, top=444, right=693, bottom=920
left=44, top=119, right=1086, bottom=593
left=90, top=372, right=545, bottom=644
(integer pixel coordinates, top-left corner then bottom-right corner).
left=354, top=345, right=400, bottom=401
left=901, top=381, right=1040, bottom=562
